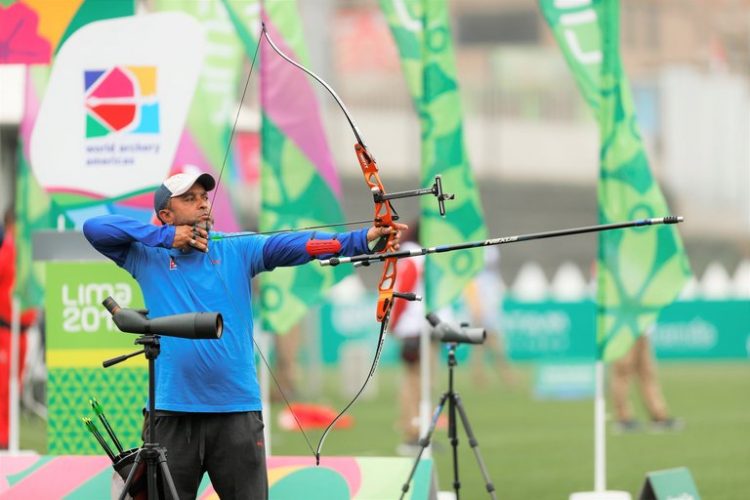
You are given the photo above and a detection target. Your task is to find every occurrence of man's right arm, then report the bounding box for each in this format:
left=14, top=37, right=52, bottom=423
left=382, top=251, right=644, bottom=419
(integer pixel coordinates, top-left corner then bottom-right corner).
left=83, top=215, right=175, bottom=267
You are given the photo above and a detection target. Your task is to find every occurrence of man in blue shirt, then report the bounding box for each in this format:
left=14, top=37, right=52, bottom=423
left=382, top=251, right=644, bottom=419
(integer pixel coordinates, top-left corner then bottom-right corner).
left=83, top=170, right=405, bottom=499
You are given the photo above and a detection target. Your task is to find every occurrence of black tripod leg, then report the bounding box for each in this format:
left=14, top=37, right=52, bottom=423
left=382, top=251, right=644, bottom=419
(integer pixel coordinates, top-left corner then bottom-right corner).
left=156, top=448, right=180, bottom=500
left=449, top=392, right=460, bottom=499
left=146, top=455, right=159, bottom=500
left=453, top=393, right=497, bottom=500
left=118, top=449, right=143, bottom=500
left=399, top=391, right=450, bottom=500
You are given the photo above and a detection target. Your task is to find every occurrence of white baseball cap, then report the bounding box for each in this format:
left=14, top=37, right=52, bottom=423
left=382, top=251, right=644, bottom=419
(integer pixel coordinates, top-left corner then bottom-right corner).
left=154, top=171, right=216, bottom=213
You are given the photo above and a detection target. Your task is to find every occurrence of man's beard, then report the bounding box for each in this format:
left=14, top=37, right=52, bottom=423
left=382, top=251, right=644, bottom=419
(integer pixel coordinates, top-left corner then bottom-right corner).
left=172, top=214, right=212, bottom=229
left=193, top=218, right=213, bottom=232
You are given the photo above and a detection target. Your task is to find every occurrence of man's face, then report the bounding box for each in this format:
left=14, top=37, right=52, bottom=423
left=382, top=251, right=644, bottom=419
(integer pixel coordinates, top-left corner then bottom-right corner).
left=159, top=183, right=212, bottom=227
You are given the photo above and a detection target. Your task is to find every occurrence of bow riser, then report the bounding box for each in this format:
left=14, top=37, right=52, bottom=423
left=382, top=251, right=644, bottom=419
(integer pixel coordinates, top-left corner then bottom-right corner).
left=377, top=257, right=398, bottom=322
left=355, top=143, right=400, bottom=321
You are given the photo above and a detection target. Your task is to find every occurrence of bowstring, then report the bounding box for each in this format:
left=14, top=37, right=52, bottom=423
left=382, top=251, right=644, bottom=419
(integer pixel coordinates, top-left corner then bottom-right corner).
left=207, top=26, right=262, bottom=218
left=251, top=337, right=316, bottom=455
left=202, top=27, right=317, bottom=458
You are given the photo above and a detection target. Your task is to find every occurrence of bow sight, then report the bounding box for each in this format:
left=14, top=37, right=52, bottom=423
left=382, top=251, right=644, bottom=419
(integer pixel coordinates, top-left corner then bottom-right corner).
left=371, top=174, right=455, bottom=217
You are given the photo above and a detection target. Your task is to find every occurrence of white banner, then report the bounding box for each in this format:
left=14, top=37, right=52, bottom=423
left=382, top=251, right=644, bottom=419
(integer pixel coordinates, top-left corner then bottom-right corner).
left=31, top=13, right=205, bottom=200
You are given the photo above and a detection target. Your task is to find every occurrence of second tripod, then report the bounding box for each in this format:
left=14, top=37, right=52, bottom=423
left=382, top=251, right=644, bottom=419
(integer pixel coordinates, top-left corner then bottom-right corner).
left=399, top=342, right=497, bottom=500
left=104, top=334, right=179, bottom=500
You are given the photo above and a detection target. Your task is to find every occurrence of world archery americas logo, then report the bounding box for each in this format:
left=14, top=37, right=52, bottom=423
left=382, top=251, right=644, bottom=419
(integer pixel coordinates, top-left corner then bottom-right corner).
left=84, top=66, right=159, bottom=138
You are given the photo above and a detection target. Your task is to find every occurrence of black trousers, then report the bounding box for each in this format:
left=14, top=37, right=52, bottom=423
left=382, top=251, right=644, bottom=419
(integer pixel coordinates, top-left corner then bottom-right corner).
left=143, top=411, right=268, bottom=500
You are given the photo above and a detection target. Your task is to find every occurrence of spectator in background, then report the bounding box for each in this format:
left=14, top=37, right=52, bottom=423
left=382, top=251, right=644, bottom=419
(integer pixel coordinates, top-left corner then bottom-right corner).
left=389, top=223, right=425, bottom=455
left=611, top=324, right=683, bottom=432
left=0, top=207, right=37, bottom=449
left=272, top=324, right=301, bottom=402
left=462, top=247, right=517, bottom=387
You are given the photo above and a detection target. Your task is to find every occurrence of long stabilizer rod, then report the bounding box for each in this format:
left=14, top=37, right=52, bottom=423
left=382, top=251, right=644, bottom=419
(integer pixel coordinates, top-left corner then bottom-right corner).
left=320, top=216, right=683, bottom=267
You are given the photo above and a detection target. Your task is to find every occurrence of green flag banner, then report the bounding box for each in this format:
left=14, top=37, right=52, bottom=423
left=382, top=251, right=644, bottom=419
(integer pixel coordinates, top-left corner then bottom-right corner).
left=380, top=0, right=487, bottom=310
left=223, top=0, right=350, bottom=333
left=539, top=0, right=692, bottom=361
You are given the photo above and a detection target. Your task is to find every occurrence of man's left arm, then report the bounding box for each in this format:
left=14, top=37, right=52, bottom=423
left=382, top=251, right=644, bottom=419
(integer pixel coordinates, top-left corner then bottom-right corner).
left=259, top=222, right=407, bottom=272
left=261, top=229, right=370, bottom=271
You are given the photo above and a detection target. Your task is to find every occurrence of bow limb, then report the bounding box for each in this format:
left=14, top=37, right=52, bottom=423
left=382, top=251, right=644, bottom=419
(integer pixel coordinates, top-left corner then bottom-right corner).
left=261, top=24, right=400, bottom=323
left=313, top=315, right=390, bottom=465
left=261, top=22, right=399, bottom=459
left=260, top=24, right=366, bottom=146
left=262, top=23, right=400, bottom=320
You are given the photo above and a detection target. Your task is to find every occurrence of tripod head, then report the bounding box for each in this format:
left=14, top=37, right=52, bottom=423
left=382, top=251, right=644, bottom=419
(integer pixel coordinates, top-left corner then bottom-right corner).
left=102, top=296, right=223, bottom=340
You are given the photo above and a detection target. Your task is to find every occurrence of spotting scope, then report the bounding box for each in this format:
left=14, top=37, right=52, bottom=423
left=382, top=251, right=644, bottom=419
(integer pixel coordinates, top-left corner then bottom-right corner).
left=102, top=297, right=223, bottom=340
left=426, top=312, right=486, bottom=345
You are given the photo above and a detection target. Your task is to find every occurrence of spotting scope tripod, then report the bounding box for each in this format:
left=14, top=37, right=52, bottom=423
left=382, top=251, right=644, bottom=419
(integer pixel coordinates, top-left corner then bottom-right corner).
left=101, top=296, right=223, bottom=500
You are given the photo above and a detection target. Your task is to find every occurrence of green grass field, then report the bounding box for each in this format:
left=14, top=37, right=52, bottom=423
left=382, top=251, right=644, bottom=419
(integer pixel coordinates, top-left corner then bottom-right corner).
left=21, top=362, right=750, bottom=499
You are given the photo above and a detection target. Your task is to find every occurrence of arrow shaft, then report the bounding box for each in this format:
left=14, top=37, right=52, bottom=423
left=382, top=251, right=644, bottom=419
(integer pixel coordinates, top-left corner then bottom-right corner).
left=322, top=217, right=683, bottom=267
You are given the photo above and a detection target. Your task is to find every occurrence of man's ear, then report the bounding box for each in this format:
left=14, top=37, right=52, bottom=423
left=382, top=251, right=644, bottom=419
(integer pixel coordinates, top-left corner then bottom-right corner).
left=158, top=208, right=174, bottom=225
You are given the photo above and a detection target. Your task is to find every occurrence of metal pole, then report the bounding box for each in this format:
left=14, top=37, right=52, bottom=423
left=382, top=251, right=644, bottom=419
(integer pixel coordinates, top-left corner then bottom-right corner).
left=418, top=322, right=431, bottom=459
left=594, top=361, right=606, bottom=491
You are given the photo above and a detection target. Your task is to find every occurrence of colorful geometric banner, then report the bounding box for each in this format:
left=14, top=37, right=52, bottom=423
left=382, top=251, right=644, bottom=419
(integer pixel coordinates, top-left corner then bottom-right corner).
left=15, top=1, right=240, bottom=233
left=0, top=0, right=133, bottom=65
left=0, top=0, right=134, bottom=64
left=539, top=0, right=692, bottom=361
left=15, top=68, right=59, bottom=310
left=380, top=0, right=487, bottom=310
left=55, top=0, right=134, bottom=54
left=0, top=455, right=435, bottom=499
left=0, top=2, right=52, bottom=64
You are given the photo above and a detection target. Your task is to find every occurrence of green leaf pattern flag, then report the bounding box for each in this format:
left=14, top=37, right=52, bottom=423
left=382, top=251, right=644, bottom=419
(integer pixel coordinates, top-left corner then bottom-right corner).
left=539, top=0, right=692, bottom=361
left=223, top=0, right=350, bottom=333
left=380, top=0, right=487, bottom=310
